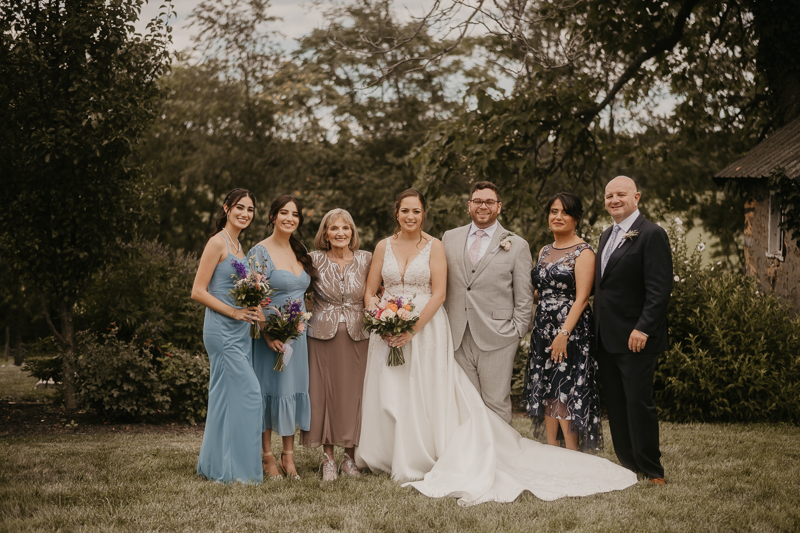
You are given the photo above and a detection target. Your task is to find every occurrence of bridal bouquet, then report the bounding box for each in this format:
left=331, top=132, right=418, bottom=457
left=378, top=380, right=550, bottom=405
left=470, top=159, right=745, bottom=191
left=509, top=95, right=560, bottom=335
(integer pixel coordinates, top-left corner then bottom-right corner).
left=261, top=298, right=312, bottom=372
left=363, top=294, right=420, bottom=366
left=229, top=257, right=274, bottom=338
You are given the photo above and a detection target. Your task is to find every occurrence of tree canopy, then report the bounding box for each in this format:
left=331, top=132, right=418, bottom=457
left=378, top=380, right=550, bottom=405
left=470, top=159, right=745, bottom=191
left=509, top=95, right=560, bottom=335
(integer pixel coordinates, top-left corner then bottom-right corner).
left=0, top=0, right=173, bottom=406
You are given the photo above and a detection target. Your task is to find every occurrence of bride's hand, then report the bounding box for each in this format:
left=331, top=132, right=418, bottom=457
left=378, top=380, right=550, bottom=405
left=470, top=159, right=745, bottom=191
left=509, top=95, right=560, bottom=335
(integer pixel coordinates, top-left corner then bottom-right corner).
left=388, top=330, right=414, bottom=348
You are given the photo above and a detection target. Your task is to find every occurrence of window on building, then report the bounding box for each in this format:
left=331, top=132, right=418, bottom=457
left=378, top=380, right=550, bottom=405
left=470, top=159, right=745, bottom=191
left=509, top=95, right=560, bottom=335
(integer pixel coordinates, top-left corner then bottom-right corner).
left=767, top=190, right=784, bottom=260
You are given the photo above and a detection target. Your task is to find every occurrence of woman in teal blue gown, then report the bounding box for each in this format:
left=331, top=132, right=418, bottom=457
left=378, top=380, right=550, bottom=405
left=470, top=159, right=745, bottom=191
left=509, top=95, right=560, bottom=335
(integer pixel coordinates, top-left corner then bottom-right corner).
left=191, top=189, right=264, bottom=484
left=249, top=195, right=313, bottom=480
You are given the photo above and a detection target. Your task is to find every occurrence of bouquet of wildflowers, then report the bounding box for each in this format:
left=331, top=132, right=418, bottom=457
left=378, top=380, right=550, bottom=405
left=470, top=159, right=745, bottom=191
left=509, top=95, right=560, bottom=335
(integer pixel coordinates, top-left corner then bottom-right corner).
left=363, top=294, right=420, bottom=366
left=228, top=257, right=274, bottom=339
left=261, top=298, right=312, bottom=372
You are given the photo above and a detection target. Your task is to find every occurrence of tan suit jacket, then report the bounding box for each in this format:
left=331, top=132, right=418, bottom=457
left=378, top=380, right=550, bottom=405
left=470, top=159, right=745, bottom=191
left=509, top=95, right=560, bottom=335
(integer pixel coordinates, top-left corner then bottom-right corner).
left=442, top=223, right=534, bottom=351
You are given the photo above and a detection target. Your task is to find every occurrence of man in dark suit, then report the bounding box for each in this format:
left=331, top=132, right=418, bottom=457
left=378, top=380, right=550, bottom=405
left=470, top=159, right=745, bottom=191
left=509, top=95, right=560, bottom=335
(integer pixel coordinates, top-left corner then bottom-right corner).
left=594, top=176, right=672, bottom=485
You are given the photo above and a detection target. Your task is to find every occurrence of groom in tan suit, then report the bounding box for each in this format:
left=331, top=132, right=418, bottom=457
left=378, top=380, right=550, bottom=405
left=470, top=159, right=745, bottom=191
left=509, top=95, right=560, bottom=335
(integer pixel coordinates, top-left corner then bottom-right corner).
left=442, top=181, right=534, bottom=423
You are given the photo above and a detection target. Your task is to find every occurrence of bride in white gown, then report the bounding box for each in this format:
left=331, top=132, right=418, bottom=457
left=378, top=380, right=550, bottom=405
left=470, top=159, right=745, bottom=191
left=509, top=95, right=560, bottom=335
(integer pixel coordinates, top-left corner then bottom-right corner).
left=356, top=189, right=637, bottom=506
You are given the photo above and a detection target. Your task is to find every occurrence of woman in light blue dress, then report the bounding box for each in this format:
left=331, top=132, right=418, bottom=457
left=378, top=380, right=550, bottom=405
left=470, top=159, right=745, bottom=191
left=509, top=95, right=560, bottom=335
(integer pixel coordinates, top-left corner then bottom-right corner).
left=191, top=188, right=264, bottom=484
left=249, top=195, right=313, bottom=480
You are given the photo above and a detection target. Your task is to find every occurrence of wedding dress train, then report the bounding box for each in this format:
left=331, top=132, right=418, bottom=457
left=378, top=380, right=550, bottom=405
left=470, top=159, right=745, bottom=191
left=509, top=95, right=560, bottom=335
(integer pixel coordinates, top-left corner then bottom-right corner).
left=356, top=238, right=637, bottom=506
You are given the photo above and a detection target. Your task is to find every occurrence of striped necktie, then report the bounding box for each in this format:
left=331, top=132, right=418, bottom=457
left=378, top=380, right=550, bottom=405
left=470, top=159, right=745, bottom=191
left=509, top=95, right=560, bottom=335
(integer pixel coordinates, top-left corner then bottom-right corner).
left=601, top=225, right=621, bottom=277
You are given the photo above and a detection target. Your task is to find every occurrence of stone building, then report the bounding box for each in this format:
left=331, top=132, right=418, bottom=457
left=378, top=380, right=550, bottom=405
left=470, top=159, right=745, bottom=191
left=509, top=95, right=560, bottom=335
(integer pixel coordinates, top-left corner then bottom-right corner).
left=714, top=116, right=800, bottom=311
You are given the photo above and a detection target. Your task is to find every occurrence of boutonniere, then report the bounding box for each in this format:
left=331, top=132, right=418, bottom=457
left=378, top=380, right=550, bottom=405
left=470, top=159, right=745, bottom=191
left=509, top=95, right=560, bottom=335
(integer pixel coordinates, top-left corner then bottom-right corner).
left=492, top=231, right=516, bottom=253
left=623, top=230, right=638, bottom=241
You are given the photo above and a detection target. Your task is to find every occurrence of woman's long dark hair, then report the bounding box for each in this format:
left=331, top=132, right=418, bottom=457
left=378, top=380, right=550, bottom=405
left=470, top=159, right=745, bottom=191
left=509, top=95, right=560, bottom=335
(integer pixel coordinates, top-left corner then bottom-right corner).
left=392, top=188, right=427, bottom=241
left=211, top=188, right=257, bottom=237
left=268, top=195, right=316, bottom=282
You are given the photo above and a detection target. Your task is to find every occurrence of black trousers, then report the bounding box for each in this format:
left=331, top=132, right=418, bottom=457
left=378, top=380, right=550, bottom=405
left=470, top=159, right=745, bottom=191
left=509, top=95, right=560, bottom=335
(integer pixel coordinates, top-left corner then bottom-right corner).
left=597, top=335, right=664, bottom=479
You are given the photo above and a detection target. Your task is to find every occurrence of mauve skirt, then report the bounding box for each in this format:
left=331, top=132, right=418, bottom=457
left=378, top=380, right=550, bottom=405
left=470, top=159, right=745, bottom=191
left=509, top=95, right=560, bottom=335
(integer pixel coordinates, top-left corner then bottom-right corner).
left=301, top=323, right=369, bottom=449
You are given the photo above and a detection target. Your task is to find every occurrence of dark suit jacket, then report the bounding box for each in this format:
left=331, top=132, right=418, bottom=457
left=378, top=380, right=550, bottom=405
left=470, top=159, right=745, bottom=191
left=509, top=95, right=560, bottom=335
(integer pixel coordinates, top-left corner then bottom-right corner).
left=594, top=214, right=672, bottom=354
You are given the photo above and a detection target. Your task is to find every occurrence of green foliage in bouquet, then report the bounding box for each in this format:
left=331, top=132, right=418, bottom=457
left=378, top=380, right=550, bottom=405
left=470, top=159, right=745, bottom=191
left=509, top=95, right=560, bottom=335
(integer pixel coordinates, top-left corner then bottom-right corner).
left=78, top=238, right=205, bottom=353
left=655, top=219, right=800, bottom=423
left=74, top=327, right=168, bottom=420
left=157, top=346, right=210, bottom=425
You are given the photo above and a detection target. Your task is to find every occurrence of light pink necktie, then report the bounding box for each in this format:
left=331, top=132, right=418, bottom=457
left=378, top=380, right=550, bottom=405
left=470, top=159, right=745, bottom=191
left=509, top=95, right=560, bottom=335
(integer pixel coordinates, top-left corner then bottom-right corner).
left=469, top=229, right=487, bottom=266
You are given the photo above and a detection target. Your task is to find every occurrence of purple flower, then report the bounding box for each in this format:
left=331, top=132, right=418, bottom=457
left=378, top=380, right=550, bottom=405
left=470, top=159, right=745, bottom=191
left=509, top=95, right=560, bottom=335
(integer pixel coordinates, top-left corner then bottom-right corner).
left=231, top=259, right=247, bottom=279
left=287, top=299, right=303, bottom=319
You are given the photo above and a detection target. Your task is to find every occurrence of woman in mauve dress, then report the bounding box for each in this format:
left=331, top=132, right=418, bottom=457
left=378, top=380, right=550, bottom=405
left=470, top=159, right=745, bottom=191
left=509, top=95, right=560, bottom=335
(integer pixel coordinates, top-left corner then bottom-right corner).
left=301, top=209, right=372, bottom=481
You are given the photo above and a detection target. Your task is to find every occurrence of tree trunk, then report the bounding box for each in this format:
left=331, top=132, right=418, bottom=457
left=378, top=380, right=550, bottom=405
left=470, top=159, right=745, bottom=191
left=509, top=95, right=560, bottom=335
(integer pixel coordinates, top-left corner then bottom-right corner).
left=59, top=303, right=78, bottom=409
left=39, top=293, right=78, bottom=409
left=3, top=325, right=8, bottom=362
left=13, top=328, right=23, bottom=366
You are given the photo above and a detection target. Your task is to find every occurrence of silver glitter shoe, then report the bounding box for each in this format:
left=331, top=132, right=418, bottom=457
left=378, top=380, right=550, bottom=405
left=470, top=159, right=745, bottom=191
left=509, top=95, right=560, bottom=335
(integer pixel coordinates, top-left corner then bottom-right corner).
left=340, top=452, right=361, bottom=477
left=321, top=452, right=337, bottom=482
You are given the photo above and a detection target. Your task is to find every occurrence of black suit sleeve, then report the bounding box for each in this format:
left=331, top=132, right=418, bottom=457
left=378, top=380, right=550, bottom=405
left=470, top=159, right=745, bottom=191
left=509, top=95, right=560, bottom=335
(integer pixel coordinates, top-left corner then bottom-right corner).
left=635, top=226, right=672, bottom=336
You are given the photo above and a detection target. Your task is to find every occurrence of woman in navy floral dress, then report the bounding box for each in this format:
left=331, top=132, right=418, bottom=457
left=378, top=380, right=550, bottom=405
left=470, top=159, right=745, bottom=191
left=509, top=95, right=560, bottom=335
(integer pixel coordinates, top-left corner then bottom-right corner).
left=523, top=192, right=602, bottom=452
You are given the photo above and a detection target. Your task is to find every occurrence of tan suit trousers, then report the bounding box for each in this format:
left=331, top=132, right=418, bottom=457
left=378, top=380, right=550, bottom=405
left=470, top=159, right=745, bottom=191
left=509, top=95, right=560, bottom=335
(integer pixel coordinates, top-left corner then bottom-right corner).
left=454, top=324, right=518, bottom=424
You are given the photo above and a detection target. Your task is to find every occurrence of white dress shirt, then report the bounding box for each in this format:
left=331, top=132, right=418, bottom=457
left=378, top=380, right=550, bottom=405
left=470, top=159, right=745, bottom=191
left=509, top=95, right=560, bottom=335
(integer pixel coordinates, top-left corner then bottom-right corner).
left=466, top=221, right=499, bottom=264
left=606, top=209, right=640, bottom=253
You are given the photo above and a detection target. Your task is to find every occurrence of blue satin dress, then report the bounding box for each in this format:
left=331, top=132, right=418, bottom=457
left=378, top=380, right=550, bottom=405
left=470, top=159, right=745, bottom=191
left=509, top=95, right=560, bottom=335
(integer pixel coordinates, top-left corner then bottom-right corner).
left=248, top=244, right=311, bottom=437
left=196, top=239, right=263, bottom=484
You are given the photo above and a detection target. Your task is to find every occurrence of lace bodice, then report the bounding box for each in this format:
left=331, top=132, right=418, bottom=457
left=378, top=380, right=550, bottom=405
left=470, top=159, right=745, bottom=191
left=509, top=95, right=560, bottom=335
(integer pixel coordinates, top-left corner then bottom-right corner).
left=382, top=238, right=433, bottom=298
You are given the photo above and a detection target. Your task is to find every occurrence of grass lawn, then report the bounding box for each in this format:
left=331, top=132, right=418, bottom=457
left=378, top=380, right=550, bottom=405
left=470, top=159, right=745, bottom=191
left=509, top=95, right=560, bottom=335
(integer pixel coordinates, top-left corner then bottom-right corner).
left=2, top=366, right=799, bottom=531
left=2, top=423, right=799, bottom=531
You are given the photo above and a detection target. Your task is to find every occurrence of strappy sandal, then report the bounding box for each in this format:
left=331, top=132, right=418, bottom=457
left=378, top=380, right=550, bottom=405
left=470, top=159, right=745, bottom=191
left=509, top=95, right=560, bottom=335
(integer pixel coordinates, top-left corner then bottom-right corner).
left=278, top=450, right=301, bottom=480
left=261, top=451, right=282, bottom=481
left=320, top=452, right=337, bottom=482
left=340, top=452, right=361, bottom=477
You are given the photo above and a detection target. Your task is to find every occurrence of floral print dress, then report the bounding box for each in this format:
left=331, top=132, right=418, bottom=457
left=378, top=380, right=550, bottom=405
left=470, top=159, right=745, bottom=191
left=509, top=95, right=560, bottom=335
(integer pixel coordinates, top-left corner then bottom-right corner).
left=522, top=242, right=602, bottom=451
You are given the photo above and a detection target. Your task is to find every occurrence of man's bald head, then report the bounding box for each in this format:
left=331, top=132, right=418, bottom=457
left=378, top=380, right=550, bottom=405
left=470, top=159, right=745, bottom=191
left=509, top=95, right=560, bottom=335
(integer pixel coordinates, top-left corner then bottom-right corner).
left=605, top=176, right=641, bottom=223
left=606, top=176, right=638, bottom=193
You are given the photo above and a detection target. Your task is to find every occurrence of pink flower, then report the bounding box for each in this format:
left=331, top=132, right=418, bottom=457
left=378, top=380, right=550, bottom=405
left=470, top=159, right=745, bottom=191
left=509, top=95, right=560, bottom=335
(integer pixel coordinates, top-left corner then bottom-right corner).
left=378, top=300, right=389, bottom=310
left=381, top=308, right=396, bottom=320
left=297, top=322, right=306, bottom=333
left=397, top=308, right=412, bottom=320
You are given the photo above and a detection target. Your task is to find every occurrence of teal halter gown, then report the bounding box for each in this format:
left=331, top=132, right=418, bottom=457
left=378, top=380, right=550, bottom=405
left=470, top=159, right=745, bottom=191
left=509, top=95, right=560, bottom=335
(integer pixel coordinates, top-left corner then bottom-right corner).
left=248, top=244, right=311, bottom=437
left=196, top=238, right=263, bottom=484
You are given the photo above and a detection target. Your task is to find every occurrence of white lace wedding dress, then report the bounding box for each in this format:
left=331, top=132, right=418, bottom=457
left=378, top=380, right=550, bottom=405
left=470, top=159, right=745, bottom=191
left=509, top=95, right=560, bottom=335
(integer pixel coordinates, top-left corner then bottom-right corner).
left=355, top=238, right=638, bottom=506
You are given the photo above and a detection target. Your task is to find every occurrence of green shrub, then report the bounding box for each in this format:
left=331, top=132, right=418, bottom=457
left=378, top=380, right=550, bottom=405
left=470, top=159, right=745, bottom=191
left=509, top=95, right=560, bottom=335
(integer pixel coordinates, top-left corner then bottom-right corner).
left=77, top=238, right=205, bottom=353
left=71, top=329, right=211, bottom=422
left=74, top=328, right=169, bottom=420
left=21, top=336, right=62, bottom=383
left=157, top=345, right=209, bottom=425
left=655, top=219, right=800, bottom=423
